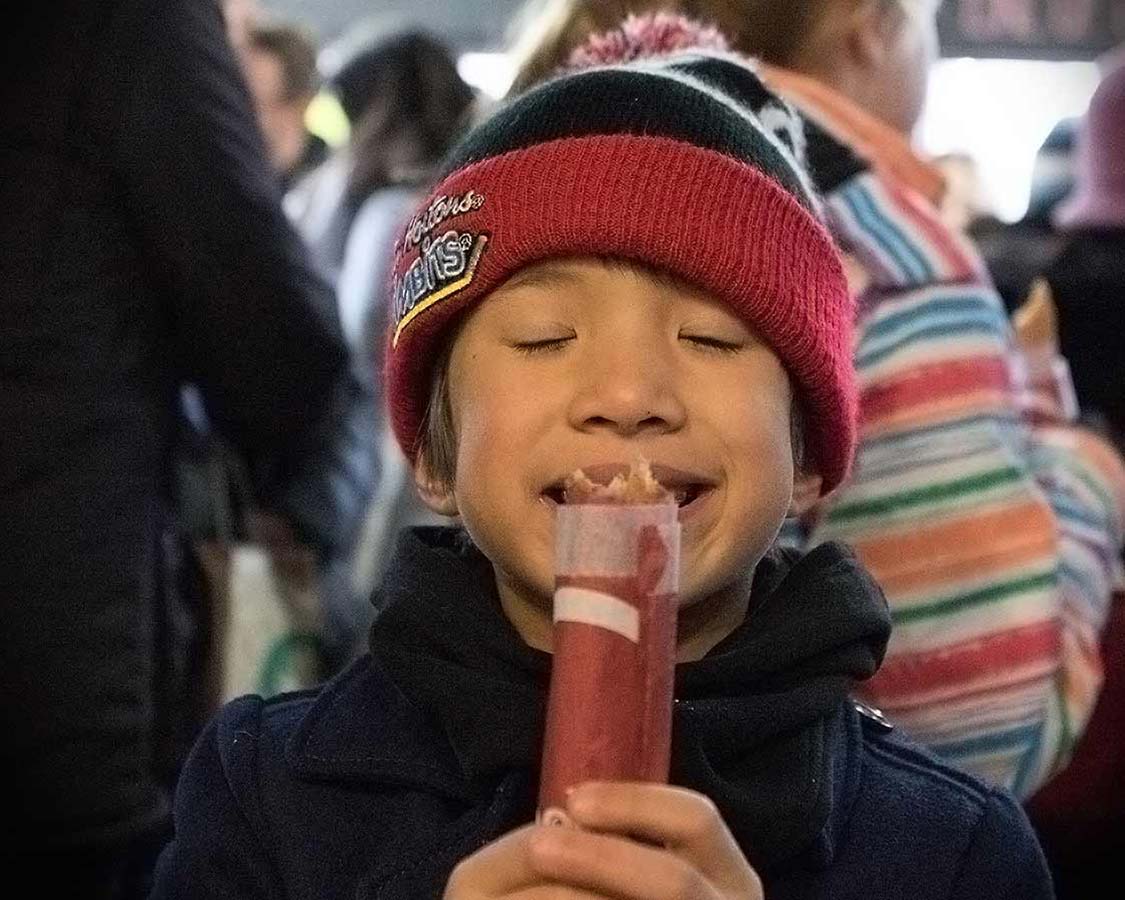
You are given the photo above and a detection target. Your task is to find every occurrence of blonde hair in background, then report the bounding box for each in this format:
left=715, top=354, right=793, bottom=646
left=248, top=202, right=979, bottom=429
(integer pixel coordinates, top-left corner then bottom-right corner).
left=508, top=0, right=649, bottom=94
left=506, top=0, right=872, bottom=93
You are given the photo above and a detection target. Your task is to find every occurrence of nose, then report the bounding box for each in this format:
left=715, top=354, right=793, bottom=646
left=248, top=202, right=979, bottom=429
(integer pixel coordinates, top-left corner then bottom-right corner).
left=568, top=340, right=686, bottom=437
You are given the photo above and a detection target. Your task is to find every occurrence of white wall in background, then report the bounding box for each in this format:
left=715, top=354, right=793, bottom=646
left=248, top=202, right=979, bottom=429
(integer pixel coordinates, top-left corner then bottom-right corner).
left=457, top=51, right=517, bottom=99
left=920, top=58, right=1101, bottom=221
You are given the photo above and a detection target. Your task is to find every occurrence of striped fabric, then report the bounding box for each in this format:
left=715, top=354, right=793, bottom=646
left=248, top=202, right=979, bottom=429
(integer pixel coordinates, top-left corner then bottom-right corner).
left=795, top=169, right=1125, bottom=798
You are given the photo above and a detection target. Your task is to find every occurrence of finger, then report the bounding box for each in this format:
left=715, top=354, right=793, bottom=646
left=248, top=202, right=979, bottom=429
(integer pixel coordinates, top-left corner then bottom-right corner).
left=526, top=821, right=716, bottom=900
left=444, top=824, right=543, bottom=897
left=567, top=783, right=727, bottom=850
left=506, top=888, right=611, bottom=900
left=565, top=783, right=749, bottom=885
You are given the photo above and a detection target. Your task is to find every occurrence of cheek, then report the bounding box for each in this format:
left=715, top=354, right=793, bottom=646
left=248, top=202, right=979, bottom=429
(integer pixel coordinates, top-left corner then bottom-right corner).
left=449, top=365, right=555, bottom=510
left=729, top=404, right=795, bottom=528
left=721, top=370, right=793, bottom=454
left=737, top=421, right=795, bottom=508
left=720, top=386, right=798, bottom=509
left=455, top=379, right=530, bottom=464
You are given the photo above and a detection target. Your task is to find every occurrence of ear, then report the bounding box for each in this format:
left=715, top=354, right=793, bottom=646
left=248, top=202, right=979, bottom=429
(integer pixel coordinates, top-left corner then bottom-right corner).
left=789, top=468, right=824, bottom=518
left=413, top=456, right=460, bottom=517
left=843, top=0, right=896, bottom=70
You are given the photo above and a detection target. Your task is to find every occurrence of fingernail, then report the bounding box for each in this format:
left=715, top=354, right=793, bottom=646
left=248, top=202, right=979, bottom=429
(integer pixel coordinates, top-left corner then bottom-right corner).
left=539, top=807, right=573, bottom=828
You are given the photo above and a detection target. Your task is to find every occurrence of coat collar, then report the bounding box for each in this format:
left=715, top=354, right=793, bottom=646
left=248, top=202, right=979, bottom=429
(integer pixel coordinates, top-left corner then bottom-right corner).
left=283, top=530, right=891, bottom=883
left=761, top=65, right=947, bottom=207
left=283, top=657, right=878, bottom=898
left=283, top=656, right=875, bottom=898
left=284, top=653, right=480, bottom=801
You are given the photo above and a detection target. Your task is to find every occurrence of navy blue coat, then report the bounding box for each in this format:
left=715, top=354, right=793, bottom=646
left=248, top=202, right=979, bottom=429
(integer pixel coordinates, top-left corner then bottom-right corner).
left=152, top=530, right=1054, bottom=898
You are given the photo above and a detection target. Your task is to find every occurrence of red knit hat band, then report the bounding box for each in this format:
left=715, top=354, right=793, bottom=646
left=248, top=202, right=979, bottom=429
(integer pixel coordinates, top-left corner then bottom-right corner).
left=386, top=133, right=856, bottom=492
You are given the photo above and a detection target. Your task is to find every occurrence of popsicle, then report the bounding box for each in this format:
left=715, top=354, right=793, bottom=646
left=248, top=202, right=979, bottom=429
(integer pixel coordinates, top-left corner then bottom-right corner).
left=538, top=459, right=681, bottom=826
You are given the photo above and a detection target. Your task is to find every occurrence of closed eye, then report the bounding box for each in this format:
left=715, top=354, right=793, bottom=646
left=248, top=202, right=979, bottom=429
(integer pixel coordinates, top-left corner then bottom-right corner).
left=511, top=335, right=574, bottom=355
left=681, top=334, right=744, bottom=354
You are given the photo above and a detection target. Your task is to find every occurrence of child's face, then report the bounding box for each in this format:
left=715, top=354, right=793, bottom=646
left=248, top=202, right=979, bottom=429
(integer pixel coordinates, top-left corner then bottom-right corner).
left=428, top=257, right=816, bottom=624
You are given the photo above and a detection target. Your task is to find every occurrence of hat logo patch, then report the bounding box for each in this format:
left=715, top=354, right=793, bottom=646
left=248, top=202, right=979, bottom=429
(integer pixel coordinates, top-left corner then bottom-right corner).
left=403, top=189, right=486, bottom=250
left=392, top=229, right=490, bottom=345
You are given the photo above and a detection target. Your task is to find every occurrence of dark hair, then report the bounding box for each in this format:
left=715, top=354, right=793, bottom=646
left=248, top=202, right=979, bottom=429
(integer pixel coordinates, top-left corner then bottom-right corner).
left=333, top=30, right=476, bottom=201
left=246, top=22, right=321, bottom=101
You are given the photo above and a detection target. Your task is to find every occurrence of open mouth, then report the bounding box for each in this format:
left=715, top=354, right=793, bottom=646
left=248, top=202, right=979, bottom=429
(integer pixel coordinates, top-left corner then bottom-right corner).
left=669, top=483, right=708, bottom=508
left=540, top=463, right=716, bottom=514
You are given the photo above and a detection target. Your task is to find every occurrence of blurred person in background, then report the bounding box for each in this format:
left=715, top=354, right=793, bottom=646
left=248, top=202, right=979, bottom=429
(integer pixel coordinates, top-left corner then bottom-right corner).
left=288, top=26, right=478, bottom=279
left=0, top=0, right=373, bottom=894
left=293, top=26, right=478, bottom=600
left=507, top=0, right=640, bottom=92
left=334, top=29, right=480, bottom=596
left=1021, top=55, right=1125, bottom=897
left=222, top=0, right=260, bottom=50
left=510, top=0, right=1125, bottom=803
left=1043, top=53, right=1125, bottom=453
left=202, top=4, right=380, bottom=685
left=241, top=21, right=330, bottom=191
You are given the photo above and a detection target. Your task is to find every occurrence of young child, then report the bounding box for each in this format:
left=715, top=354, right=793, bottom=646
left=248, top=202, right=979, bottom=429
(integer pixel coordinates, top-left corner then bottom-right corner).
left=150, top=50, right=1054, bottom=898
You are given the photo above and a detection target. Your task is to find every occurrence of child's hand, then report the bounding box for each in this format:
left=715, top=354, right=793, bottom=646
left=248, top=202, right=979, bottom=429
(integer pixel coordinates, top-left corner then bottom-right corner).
left=444, top=782, right=764, bottom=899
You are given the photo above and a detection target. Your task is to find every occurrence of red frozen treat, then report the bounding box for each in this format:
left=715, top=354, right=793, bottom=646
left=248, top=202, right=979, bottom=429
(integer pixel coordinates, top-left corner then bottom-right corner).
left=538, top=460, right=681, bottom=825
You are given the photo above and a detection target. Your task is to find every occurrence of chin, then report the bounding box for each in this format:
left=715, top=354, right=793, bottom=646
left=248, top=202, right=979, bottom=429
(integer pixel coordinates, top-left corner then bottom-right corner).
left=681, top=543, right=770, bottom=602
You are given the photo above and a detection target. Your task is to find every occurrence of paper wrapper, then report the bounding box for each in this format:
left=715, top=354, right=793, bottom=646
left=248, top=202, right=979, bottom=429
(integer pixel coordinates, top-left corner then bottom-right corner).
left=538, top=501, right=680, bottom=825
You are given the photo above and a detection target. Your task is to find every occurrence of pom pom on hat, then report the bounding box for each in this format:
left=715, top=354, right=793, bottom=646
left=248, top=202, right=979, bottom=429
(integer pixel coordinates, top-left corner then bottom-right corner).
left=566, top=11, right=730, bottom=69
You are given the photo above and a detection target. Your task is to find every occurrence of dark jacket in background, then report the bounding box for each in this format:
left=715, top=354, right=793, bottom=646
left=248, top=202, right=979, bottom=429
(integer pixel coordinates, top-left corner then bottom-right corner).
left=0, top=0, right=371, bottom=876
left=971, top=212, right=1067, bottom=313
left=1026, top=230, right=1125, bottom=899
left=1044, top=229, right=1125, bottom=449
left=151, top=530, right=1053, bottom=899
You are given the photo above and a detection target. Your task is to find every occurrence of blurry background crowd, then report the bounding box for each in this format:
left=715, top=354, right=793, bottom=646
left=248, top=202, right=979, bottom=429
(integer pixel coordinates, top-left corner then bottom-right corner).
left=3, top=0, right=1124, bottom=896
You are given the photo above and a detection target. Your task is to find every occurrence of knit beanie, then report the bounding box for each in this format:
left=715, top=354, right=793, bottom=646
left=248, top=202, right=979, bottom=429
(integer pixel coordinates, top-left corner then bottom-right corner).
left=1056, top=54, right=1125, bottom=230
left=384, top=24, right=856, bottom=493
